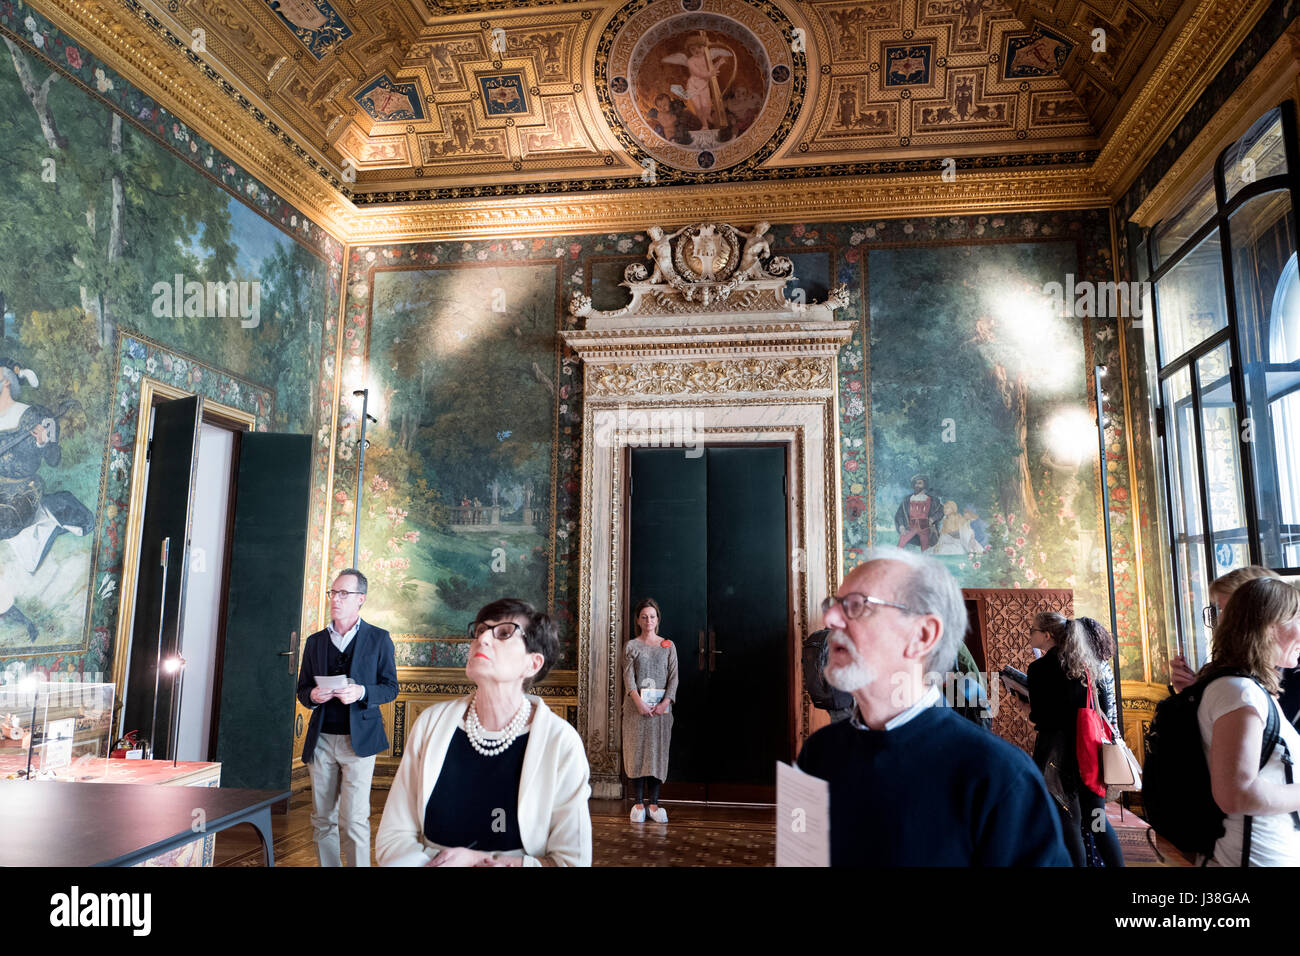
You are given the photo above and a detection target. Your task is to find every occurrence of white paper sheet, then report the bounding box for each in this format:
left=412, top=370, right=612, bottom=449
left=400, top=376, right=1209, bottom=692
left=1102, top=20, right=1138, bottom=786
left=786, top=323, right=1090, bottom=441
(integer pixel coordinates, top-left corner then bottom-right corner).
left=775, top=760, right=830, bottom=867
left=314, top=675, right=349, bottom=692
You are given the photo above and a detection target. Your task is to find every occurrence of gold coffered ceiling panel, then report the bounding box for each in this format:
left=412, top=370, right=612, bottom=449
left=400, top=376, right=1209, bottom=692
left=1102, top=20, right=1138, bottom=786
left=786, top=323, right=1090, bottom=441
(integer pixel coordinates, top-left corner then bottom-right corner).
left=20, top=0, right=1276, bottom=240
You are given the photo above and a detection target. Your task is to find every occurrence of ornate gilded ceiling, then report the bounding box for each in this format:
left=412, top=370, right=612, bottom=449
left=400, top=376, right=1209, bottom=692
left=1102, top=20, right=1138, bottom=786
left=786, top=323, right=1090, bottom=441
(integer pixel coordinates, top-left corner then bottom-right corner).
left=22, top=0, right=1276, bottom=238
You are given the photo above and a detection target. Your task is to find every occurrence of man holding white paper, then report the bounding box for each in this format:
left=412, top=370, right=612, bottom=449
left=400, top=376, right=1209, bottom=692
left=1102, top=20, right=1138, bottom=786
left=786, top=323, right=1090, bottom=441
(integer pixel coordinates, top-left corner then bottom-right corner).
left=795, top=547, right=1069, bottom=866
left=296, top=569, right=398, bottom=866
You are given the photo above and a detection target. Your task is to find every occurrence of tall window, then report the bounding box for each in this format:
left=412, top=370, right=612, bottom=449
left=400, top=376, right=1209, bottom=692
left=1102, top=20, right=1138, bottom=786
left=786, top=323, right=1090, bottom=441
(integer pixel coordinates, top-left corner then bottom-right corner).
left=1140, top=105, right=1300, bottom=667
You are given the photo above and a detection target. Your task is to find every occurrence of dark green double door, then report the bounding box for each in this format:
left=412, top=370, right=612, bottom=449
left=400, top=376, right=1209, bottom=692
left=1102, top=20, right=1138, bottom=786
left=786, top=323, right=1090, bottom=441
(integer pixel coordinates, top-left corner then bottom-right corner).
left=628, top=445, right=791, bottom=802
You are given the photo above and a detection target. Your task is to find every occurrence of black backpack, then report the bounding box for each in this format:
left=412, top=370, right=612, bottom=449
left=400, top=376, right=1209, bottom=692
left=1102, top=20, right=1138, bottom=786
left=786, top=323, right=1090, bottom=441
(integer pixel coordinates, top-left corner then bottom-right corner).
left=1143, top=670, right=1298, bottom=865
left=801, top=630, right=854, bottom=715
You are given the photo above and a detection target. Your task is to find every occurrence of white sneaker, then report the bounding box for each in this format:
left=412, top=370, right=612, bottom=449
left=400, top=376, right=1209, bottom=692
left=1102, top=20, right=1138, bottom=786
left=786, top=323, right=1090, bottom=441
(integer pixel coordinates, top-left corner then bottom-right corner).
left=648, top=806, right=668, bottom=823
left=630, top=805, right=646, bottom=823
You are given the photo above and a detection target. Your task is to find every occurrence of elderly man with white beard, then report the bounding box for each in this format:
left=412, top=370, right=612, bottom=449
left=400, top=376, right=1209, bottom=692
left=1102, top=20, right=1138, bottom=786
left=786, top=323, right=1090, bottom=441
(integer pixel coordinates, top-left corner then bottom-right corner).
left=796, top=546, right=1070, bottom=866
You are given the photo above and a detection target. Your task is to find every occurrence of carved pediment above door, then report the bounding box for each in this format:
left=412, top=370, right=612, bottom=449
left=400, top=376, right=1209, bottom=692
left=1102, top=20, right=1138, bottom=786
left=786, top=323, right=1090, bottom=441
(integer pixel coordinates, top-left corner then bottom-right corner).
left=560, top=223, right=855, bottom=795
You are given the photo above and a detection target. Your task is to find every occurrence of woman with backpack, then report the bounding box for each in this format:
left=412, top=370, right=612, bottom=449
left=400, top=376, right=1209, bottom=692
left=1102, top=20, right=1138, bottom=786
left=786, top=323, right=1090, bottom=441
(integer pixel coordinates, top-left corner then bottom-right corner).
left=1196, top=577, right=1300, bottom=866
left=1024, top=612, right=1125, bottom=866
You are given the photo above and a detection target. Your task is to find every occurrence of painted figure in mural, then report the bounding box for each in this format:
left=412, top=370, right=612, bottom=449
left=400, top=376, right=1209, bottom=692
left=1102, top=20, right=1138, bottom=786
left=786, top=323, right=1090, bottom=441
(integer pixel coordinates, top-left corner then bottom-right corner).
left=930, top=500, right=968, bottom=555
left=895, top=474, right=944, bottom=551
left=837, top=86, right=858, bottom=128
left=662, top=34, right=734, bottom=130
left=0, top=359, right=92, bottom=640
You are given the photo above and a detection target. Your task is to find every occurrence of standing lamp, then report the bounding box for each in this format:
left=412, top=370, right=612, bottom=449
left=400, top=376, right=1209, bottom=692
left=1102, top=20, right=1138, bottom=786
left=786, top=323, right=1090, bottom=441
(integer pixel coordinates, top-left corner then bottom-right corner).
left=148, top=537, right=172, bottom=762
left=162, top=656, right=186, bottom=767
left=352, top=389, right=378, bottom=568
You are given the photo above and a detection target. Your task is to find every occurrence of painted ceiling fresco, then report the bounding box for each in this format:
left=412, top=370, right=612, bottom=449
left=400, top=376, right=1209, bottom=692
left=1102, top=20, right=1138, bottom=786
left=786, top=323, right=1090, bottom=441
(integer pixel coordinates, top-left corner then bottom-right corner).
left=132, top=0, right=1186, bottom=200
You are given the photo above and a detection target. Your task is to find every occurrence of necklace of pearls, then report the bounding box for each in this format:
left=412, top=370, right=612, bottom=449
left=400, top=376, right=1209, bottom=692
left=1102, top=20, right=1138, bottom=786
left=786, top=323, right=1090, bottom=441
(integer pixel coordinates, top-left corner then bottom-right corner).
left=465, top=693, right=531, bottom=757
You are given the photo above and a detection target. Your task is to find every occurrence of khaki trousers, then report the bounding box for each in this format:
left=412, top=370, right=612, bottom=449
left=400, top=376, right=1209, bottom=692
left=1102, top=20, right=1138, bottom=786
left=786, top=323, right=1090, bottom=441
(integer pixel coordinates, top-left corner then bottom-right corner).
left=308, top=732, right=377, bottom=867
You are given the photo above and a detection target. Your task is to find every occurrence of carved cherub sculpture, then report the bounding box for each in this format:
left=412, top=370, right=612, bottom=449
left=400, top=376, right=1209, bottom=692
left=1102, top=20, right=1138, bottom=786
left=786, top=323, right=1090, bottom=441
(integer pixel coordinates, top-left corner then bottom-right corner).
left=736, top=221, right=772, bottom=279
left=645, top=225, right=684, bottom=283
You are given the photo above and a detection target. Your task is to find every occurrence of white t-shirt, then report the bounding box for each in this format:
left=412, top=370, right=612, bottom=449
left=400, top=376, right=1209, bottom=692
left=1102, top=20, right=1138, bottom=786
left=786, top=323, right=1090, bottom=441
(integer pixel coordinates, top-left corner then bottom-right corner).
left=1197, top=676, right=1300, bottom=866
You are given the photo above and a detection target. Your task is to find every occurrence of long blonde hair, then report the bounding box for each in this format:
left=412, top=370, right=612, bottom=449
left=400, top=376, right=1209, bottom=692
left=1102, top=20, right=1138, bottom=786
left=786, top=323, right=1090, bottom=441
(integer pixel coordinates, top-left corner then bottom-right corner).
left=1203, top=577, right=1300, bottom=696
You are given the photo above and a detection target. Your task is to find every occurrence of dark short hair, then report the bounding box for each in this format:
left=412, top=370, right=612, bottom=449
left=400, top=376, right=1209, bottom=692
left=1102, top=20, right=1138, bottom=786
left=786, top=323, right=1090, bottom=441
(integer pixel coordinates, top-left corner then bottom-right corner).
left=473, top=598, right=558, bottom=686
left=633, top=597, right=661, bottom=636
left=335, top=568, right=368, bottom=594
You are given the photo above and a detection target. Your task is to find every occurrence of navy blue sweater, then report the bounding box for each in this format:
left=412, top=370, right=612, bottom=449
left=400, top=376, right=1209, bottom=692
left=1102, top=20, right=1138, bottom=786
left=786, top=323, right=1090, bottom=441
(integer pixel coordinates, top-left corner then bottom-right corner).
left=796, top=704, right=1070, bottom=866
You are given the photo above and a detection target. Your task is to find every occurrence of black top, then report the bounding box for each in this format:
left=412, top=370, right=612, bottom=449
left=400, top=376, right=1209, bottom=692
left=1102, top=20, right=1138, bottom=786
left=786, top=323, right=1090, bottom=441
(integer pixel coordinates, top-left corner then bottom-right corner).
left=424, top=728, right=527, bottom=851
left=796, top=705, right=1069, bottom=866
left=1026, top=647, right=1114, bottom=789
left=321, top=639, right=355, bottom=735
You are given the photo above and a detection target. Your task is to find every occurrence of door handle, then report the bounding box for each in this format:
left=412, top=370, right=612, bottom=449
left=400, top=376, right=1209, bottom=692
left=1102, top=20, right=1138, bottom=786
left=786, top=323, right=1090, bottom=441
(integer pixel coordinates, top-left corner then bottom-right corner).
left=698, top=629, right=706, bottom=671
left=280, top=630, right=299, bottom=676
left=708, top=628, right=721, bottom=673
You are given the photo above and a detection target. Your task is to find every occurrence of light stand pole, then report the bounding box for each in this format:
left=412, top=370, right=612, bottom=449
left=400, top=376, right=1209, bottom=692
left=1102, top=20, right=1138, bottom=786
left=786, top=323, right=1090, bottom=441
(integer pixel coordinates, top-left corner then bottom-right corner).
left=1094, top=364, right=1126, bottom=738
left=148, top=536, right=171, bottom=762
left=163, top=656, right=186, bottom=767
left=352, top=389, right=377, bottom=569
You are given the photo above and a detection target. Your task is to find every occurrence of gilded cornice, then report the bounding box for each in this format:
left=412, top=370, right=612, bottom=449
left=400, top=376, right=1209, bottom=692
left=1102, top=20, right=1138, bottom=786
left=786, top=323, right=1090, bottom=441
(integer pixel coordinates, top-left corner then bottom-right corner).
left=1094, top=0, right=1276, bottom=203
left=1130, top=21, right=1300, bottom=226
left=345, top=168, right=1110, bottom=242
left=30, top=0, right=353, bottom=240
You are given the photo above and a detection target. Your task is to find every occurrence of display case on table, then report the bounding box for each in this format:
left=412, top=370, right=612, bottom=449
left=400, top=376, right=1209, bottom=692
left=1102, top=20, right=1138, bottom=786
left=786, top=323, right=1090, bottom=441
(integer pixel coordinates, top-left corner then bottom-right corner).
left=0, top=680, right=222, bottom=866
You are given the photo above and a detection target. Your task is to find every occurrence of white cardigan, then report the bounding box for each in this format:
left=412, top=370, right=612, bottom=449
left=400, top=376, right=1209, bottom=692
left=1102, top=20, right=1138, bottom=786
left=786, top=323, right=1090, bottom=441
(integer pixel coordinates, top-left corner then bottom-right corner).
left=375, top=695, right=592, bottom=867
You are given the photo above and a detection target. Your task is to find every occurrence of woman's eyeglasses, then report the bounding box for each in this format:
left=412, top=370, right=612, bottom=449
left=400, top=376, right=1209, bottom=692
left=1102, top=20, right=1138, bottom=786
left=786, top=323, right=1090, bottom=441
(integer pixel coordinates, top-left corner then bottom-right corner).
left=468, top=621, right=523, bottom=641
left=1202, top=605, right=1218, bottom=629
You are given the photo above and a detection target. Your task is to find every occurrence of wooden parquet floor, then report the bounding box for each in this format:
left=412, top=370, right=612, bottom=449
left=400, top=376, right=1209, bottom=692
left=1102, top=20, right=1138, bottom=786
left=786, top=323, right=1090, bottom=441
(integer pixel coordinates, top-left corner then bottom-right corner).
left=213, top=791, right=1176, bottom=867
left=213, top=792, right=777, bottom=867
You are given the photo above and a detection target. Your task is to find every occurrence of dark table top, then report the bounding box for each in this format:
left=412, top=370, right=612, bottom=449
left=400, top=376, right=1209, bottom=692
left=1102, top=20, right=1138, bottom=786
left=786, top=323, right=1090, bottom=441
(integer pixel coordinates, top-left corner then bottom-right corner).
left=0, top=781, right=287, bottom=866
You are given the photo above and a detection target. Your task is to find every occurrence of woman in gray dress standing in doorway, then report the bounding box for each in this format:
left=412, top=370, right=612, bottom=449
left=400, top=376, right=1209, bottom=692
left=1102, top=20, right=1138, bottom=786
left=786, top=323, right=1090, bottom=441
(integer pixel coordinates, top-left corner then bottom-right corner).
left=622, top=598, right=679, bottom=824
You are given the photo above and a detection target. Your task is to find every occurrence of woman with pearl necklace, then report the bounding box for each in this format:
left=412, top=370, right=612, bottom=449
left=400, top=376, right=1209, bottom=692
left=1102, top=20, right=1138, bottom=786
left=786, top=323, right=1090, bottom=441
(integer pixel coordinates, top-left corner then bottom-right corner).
left=376, top=598, right=592, bottom=866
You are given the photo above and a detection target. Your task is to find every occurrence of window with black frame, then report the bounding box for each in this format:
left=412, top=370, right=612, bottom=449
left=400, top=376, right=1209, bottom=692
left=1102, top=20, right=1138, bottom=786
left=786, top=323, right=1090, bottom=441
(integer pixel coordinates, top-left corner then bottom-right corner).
left=1141, top=104, right=1300, bottom=669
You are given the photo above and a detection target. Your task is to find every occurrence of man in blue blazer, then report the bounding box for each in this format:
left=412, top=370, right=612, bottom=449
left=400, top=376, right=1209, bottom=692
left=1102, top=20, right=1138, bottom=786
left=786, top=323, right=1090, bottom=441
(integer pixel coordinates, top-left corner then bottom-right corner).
left=296, top=568, right=398, bottom=866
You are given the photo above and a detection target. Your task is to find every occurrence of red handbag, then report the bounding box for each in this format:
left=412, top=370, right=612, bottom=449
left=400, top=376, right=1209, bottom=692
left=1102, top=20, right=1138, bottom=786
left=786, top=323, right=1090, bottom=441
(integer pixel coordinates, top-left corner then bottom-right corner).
left=1075, top=669, right=1113, bottom=797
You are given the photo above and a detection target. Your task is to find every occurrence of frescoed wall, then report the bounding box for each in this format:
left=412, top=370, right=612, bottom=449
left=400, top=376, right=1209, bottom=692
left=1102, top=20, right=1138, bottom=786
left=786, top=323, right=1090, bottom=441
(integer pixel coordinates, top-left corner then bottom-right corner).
left=340, top=263, right=560, bottom=642
left=0, top=7, right=342, bottom=684
left=336, top=210, right=1139, bottom=676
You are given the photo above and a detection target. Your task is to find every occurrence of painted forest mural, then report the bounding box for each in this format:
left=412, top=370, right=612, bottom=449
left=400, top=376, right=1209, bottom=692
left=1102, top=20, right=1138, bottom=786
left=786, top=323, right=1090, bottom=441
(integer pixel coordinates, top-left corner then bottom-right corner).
left=0, top=11, right=338, bottom=678
left=337, top=212, right=1141, bottom=677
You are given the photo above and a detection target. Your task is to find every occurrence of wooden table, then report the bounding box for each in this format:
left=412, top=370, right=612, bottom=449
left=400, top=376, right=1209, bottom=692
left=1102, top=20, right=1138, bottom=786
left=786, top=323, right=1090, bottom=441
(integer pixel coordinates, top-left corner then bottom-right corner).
left=0, top=781, right=285, bottom=866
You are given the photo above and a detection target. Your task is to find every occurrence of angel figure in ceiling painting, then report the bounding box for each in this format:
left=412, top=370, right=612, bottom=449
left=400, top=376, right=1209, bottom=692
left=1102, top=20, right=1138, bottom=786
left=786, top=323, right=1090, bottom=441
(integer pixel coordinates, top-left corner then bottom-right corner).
left=662, top=32, right=735, bottom=132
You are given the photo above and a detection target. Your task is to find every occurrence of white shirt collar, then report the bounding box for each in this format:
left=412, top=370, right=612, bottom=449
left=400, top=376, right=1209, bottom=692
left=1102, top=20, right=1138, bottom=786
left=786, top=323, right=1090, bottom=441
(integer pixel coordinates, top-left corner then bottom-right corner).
left=328, top=618, right=361, bottom=652
left=850, top=684, right=942, bottom=731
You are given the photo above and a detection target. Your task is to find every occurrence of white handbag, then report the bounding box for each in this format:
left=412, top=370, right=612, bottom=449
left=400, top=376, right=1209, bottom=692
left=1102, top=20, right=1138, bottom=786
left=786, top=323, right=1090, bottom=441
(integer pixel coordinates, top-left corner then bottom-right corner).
left=1102, top=735, right=1143, bottom=798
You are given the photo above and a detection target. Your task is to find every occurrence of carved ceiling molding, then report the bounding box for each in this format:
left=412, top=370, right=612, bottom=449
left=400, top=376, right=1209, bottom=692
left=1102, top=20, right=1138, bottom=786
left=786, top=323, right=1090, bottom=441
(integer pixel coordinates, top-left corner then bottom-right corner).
left=1092, top=0, right=1276, bottom=201
left=24, top=0, right=1277, bottom=242
left=30, top=0, right=354, bottom=239
left=345, top=167, right=1109, bottom=241
left=1130, top=20, right=1300, bottom=227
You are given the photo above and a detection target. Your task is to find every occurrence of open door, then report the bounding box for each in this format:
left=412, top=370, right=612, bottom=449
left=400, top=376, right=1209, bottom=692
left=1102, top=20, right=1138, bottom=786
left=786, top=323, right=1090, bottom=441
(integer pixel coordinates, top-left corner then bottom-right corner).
left=212, top=432, right=312, bottom=790
left=121, top=397, right=202, bottom=759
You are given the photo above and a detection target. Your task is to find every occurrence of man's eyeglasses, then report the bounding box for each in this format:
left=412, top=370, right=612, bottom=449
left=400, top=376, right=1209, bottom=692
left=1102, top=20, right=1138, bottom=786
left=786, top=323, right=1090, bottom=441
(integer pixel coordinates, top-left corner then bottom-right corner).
left=1202, top=605, right=1218, bottom=629
left=327, top=589, right=363, bottom=600
left=821, top=593, right=916, bottom=620
left=469, top=621, right=523, bottom=641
